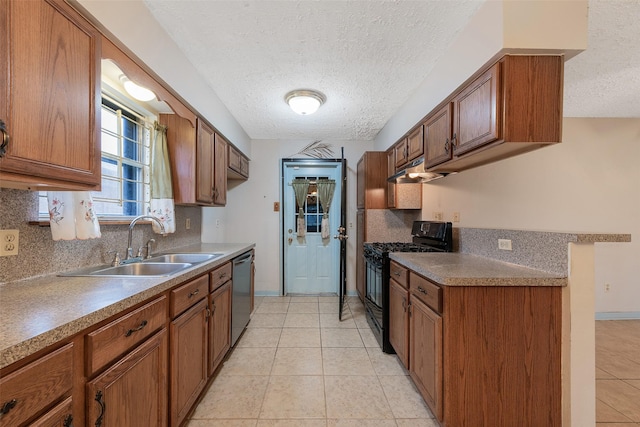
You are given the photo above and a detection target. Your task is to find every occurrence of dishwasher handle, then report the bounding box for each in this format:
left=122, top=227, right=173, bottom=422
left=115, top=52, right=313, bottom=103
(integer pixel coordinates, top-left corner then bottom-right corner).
left=234, top=252, right=253, bottom=265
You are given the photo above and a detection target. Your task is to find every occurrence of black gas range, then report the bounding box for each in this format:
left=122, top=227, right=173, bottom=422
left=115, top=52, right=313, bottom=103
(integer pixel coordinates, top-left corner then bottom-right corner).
left=363, top=221, right=453, bottom=353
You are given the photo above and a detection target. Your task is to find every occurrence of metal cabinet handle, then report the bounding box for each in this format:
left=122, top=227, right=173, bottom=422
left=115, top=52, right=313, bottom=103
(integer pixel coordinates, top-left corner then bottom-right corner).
left=211, top=303, right=216, bottom=314
left=63, top=414, right=74, bottom=427
left=0, top=398, right=17, bottom=416
left=444, top=138, right=450, bottom=154
left=188, top=289, right=200, bottom=298
left=451, top=133, right=458, bottom=148
left=417, top=286, right=428, bottom=295
left=94, top=391, right=105, bottom=427
left=393, top=271, right=401, bottom=276
left=125, top=320, right=148, bottom=337
left=0, top=119, right=9, bottom=158
left=402, top=297, right=407, bottom=312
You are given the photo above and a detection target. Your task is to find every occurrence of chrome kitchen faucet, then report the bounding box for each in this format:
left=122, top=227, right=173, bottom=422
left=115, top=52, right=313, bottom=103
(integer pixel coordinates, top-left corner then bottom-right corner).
left=124, top=215, right=166, bottom=262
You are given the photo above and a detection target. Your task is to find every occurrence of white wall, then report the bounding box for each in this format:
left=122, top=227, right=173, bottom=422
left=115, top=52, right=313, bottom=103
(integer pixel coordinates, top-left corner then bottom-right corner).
left=420, top=118, right=639, bottom=314
left=202, top=140, right=371, bottom=296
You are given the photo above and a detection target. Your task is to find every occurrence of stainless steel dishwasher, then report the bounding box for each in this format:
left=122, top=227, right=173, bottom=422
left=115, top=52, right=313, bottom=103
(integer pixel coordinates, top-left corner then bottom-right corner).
left=231, top=251, right=253, bottom=346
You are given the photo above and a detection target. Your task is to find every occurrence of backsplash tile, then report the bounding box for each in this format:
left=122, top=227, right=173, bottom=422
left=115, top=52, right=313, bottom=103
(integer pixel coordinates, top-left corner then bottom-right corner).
left=0, top=189, right=202, bottom=283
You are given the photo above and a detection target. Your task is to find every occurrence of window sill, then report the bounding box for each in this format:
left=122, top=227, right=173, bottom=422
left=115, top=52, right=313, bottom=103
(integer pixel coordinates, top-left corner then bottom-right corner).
left=30, top=218, right=155, bottom=227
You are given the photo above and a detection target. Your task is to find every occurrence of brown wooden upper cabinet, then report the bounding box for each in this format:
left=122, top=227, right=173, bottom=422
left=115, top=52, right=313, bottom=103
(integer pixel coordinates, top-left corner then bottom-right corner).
left=0, top=0, right=102, bottom=190
left=428, top=55, right=563, bottom=173
left=213, top=132, right=227, bottom=206
left=424, top=104, right=453, bottom=169
left=160, top=114, right=227, bottom=206
left=406, top=125, right=424, bottom=161
left=394, top=138, right=409, bottom=169
left=228, top=144, right=249, bottom=180
left=357, top=152, right=387, bottom=210
left=386, top=149, right=396, bottom=208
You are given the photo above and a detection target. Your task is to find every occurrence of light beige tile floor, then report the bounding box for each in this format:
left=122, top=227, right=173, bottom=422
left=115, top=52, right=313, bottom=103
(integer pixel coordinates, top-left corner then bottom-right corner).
left=188, top=296, right=437, bottom=427
left=596, top=319, right=640, bottom=426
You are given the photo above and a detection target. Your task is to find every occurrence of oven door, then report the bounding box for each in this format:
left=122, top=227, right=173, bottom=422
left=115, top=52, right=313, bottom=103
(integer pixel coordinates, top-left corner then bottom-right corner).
left=365, top=257, right=383, bottom=308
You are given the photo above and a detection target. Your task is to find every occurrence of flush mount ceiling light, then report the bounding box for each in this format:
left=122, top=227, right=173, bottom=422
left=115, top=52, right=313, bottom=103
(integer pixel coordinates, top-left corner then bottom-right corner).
left=285, top=90, right=326, bottom=115
left=119, top=74, right=156, bottom=102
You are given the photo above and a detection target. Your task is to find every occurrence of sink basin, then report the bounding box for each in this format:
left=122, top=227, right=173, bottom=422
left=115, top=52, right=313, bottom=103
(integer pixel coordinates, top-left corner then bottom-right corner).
left=145, top=253, right=221, bottom=264
left=60, top=262, right=193, bottom=278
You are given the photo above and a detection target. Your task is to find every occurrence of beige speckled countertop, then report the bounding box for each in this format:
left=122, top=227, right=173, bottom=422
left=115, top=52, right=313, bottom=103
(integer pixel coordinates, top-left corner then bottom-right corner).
left=0, top=243, right=254, bottom=370
left=389, top=252, right=567, bottom=287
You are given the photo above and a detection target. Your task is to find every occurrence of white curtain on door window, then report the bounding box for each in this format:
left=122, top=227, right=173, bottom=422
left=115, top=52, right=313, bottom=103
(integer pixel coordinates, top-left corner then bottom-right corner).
left=317, top=179, right=336, bottom=239
left=149, top=121, right=175, bottom=233
left=47, top=191, right=101, bottom=240
left=291, top=179, right=310, bottom=237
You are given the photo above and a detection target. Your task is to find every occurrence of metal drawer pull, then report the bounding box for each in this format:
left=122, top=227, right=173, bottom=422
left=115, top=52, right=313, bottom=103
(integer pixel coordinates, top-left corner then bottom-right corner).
left=125, top=320, right=148, bottom=337
left=219, top=272, right=227, bottom=279
left=393, top=271, right=401, bottom=276
left=188, top=289, right=200, bottom=298
left=63, top=414, right=74, bottom=427
left=0, top=398, right=17, bottom=416
left=0, top=119, right=9, bottom=158
left=95, top=391, right=105, bottom=427
left=417, top=286, right=428, bottom=295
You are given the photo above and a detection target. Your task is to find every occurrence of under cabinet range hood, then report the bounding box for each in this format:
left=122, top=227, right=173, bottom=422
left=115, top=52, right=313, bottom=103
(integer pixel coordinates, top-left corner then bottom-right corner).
left=387, top=157, right=449, bottom=183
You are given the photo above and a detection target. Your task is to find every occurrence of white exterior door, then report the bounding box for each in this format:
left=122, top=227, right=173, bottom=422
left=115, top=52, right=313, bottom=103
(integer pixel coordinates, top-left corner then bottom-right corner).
left=283, top=160, right=342, bottom=295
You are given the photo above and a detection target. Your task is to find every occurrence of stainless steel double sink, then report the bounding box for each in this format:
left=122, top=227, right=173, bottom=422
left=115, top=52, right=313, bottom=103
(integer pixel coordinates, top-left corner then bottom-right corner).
left=60, top=253, right=222, bottom=278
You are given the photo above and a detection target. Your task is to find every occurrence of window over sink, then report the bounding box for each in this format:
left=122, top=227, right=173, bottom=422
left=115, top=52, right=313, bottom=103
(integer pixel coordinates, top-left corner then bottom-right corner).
left=39, top=90, right=154, bottom=219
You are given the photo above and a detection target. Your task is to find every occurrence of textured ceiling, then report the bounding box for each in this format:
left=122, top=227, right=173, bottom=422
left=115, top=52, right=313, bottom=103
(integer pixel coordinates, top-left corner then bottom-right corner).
left=143, top=0, right=483, bottom=140
left=563, top=0, right=640, bottom=118
left=143, top=0, right=640, bottom=141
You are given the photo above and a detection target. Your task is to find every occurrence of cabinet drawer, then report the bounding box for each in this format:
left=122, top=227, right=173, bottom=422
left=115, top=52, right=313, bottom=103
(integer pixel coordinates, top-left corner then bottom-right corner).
left=170, top=275, right=208, bottom=318
left=410, top=272, right=442, bottom=313
left=210, top=262, right=232, bottom=291
left=390, top=261, right=409, bottom=289
left=29, top=396, right=73, bottom=427
left=0, top=344, right=73, bottom=427
left=86, top=296, right=167, bottom=375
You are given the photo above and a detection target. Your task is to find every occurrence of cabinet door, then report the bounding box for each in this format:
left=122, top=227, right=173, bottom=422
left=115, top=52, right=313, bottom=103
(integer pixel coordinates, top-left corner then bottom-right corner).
left=453, top=62, right=501, bottom=156
left=356, top=158, right=365, bottom=209
left=213, top=133, right=227, bottom=206
left=160, top=113, right=197, bottom=205
left=410, top=297, right=442, bottom=421
left=389, top=279, right=409, bottom=368
left=0, top=0, right=101, bottom=189
left=170, top=299, right=208, bottom=427
left=386, top=149, right=396, bottom=208
left=87, top=329, right=168, bottom=427
left=209, top=281, right=231, bottom=375
left=196, top=119, right=215, bottom=204
left=28, top=396, right=73, bottom=427
left=424, top=104, right=453, bottom=168
left=394, top=139, right=408, bottom=168
left=407, top=126, right=424, bottom=161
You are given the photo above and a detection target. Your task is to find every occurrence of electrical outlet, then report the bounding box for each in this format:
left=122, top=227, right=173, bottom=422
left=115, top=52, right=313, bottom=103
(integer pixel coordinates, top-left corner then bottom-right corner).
left=452, top=212, right=460, bottom=222
left=216, top=219, right=221, bottom=228
left=604, top=283, right=611, bottom=292
left=185, top=218, right=191, bottom=230
left=433, top=212, right=443, bottom=221
left=0, top=229, right=20, bottom=256
left=498, top=239, right=512, bottom=251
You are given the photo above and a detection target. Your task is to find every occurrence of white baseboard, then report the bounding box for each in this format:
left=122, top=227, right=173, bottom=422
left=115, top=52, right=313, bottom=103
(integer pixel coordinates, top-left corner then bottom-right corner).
left=595, top=312, right=640, bottom=320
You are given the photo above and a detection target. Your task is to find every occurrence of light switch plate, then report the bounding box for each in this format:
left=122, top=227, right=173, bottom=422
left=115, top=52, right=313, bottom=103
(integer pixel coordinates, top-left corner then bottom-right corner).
left=0, top=229, right=19, bottom=256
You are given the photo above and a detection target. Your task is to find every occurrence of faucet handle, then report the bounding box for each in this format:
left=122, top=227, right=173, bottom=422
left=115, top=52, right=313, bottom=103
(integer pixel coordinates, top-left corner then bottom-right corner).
left=136, top=246, right=144, bottom=258
left=109, top=251, right=121, bottom=266
left=145, top=238, right=156, bottom=259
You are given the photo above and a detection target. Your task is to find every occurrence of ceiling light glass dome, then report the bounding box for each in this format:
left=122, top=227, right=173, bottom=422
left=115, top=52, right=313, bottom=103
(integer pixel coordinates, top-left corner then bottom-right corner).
left=285, top=90, right=326, bottom=115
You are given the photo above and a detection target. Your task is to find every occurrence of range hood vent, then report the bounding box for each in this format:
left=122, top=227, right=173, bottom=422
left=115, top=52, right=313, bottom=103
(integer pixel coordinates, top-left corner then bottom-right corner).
left=387, top=157, right=450, bottom=183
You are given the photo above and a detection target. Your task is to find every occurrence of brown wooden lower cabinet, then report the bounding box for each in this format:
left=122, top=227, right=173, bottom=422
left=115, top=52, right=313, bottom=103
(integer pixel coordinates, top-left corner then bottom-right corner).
left=209, top=281, right=232, bottom=376
left=409, top=295, right=442, bottom=420
left=388, top=278, right=409, bottom=368
left=170, top=299, right=209, bottom=427
left=0, top=344, right=73, bottom=427
left=86, top=329, right=168, bottom=427
left=391, top=269, right=561, bottom=427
